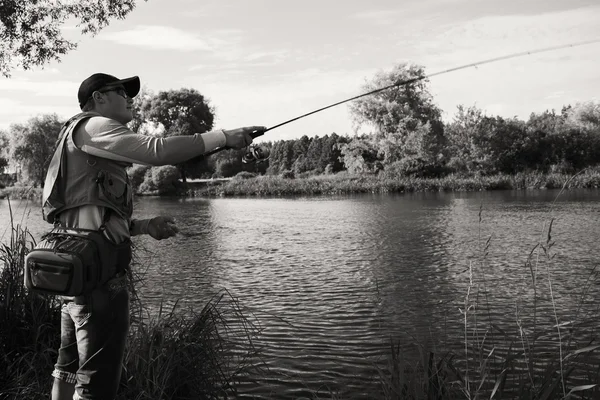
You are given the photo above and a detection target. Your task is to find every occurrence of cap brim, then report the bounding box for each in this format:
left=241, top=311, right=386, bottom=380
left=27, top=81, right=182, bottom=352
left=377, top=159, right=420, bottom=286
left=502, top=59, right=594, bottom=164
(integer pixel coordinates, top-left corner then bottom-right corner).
left=107, top=76, right=140, bottom=98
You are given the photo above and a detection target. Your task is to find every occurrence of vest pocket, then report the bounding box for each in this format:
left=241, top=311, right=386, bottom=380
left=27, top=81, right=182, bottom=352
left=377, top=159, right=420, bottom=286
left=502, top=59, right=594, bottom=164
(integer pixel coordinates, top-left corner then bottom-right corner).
left=96, top=170, right=131, bottom=213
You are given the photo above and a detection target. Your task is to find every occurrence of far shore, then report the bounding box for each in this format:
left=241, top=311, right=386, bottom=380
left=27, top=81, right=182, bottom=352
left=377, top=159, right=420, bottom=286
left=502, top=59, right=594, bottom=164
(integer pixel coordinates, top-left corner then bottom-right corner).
left=2, top=170, right=600, bottom=201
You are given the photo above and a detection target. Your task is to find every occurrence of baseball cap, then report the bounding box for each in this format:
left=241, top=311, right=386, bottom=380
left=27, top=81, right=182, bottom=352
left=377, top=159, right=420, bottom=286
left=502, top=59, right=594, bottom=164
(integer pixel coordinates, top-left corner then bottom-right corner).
left=77, top=73, right=141, bottom=109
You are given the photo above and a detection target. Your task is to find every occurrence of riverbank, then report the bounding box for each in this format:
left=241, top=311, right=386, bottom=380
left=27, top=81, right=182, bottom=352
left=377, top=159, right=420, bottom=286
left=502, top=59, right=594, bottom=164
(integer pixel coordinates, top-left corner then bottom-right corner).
left=3, top=170, right=600, bottom=200
left=193, top=170, right=600, bottom=197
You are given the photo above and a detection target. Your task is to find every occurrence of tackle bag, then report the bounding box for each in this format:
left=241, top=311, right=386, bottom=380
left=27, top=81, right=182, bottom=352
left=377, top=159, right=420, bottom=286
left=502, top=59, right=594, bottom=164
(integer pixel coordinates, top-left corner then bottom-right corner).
left=24, top=227, right=131, bottom=296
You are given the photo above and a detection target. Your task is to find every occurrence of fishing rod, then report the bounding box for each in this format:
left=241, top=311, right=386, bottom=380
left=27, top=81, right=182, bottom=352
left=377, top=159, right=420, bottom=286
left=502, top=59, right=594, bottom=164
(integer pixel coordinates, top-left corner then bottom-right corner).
left=206, top=38, right=600, bottom=162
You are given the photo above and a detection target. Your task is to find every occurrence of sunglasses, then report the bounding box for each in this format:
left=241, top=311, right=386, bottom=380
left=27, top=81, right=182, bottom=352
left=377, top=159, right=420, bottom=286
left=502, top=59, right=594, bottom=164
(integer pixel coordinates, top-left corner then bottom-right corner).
left=97, top=87, right=130, bottom=99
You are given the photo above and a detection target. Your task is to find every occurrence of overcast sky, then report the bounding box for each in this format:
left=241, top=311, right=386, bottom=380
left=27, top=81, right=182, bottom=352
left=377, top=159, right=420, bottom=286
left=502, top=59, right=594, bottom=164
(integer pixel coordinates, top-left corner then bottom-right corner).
left=1, top=0, right=599, bottom=141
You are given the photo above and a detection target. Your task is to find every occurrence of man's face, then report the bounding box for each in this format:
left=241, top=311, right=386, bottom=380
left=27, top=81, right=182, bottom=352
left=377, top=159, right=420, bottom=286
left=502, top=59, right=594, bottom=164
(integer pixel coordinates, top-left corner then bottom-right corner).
left=96, top=85, right=134, bottom=124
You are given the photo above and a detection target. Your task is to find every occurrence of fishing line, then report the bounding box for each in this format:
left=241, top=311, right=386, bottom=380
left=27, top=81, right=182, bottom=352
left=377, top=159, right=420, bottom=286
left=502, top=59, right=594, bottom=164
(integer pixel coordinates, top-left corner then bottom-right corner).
left=207, top=38, right=600, bottom=158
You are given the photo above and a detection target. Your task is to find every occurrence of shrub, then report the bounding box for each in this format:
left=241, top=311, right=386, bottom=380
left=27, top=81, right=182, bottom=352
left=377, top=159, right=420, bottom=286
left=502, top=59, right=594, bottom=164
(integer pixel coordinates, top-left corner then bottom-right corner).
left=215, top=159, right=241, bottom=178
left=138, top=169, right=157, bottom=194
left=151, top=166, right=181, bottom=195
left=127, top=165, right=151, bottom=193
left=233, top=171, right=256, bottom=180
left=280, top=169, right=295, bottom=179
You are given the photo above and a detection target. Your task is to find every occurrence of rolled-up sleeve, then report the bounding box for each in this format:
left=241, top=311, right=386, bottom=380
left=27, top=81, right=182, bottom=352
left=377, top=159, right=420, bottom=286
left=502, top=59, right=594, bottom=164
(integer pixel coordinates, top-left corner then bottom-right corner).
left=73, top=116, right=219, bottom=166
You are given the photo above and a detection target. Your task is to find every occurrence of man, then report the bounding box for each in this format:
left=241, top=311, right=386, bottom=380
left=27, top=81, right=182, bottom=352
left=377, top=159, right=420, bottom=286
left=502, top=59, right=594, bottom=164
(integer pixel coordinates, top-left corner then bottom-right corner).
left=43, top=73, right=265, bottom=400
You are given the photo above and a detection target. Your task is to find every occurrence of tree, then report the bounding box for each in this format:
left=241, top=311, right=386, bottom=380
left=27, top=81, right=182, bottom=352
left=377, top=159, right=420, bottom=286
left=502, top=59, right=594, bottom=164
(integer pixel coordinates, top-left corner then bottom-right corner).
left=339, top=135, right=380, bottom=174
left=0, top=130, right=9, bottom=173
left=128, top=85, right=158, bottom=134
left=0, top=0, right=144, bottom=77
left=142, top=88, right=216, bottom=181
left=348, top=63, right=445, bottom=175
left=8, top=114, right=65, bottom=186
left=564, top=101, right=600, bottom=132
left=445, top=105, right=487, bottom=174
left=320, top=133, right=347, bottom=173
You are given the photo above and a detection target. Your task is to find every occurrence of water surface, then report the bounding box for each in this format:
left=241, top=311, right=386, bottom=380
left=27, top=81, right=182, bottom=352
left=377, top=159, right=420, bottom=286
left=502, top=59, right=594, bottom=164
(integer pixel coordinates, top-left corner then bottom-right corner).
left=2, top=189, right=599, bottom=398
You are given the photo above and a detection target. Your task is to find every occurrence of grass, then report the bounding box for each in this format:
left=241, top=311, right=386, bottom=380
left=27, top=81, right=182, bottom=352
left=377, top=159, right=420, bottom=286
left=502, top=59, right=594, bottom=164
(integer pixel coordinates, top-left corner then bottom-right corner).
left=5, top=169, right=600, bottom=200
left=0, top=200, right=264, bottom=400
left=375, top=197, right=600, bottom=399
left=194, top=169, right=600, bottom=197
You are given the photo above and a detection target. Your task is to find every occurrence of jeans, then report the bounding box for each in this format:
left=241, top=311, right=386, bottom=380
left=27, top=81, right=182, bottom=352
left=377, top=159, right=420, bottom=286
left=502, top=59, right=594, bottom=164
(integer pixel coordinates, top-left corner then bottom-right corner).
left=52, top=273, right=130, bottom=399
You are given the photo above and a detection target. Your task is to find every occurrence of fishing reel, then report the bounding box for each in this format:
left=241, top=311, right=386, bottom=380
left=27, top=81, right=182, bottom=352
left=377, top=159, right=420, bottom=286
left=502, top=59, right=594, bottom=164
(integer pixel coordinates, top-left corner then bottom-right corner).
left=242, top=144, right=270, bottom=164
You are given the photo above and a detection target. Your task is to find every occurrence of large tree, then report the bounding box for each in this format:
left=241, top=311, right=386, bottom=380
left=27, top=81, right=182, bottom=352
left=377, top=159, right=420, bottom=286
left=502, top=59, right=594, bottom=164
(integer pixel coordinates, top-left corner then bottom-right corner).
left=8, top=114, right=65, bottom=186
left=347, top=63, right=446, bottom=176
left=128, top=85, right=156, bottom=134
left=0, top=0, right=144, bottom=77
left=142, top=88, right=216, bottom=181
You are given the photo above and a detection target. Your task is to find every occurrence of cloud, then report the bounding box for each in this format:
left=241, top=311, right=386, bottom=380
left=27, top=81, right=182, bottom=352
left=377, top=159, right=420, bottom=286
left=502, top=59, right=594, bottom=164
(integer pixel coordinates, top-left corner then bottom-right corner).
left=0, top=98, right=76, bottom=129
left=350, top=9, right=402, bottom=26
left=413, top=5, right=600, bottom=71
left=0, top=78, right=77, bottom=97
left=99, top=25, right=215, bottom=51
left=188, top=49, right=290, bottom=72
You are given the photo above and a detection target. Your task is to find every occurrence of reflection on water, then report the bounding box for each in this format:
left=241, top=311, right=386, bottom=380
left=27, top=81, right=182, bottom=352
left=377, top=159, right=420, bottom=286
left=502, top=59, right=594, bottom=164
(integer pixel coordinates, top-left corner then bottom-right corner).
left=2, top=189, right=600, bottom=398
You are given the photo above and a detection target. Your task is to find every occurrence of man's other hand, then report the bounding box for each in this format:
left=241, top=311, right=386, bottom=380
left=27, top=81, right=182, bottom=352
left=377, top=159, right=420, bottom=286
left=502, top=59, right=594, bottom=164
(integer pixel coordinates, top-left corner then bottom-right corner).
left=148, top=216, right=179, bottom=240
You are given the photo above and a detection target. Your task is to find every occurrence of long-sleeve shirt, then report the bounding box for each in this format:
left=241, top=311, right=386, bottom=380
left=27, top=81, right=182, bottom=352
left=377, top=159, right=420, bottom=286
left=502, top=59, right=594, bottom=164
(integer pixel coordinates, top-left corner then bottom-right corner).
left=59, top=113, right=222, bottom=243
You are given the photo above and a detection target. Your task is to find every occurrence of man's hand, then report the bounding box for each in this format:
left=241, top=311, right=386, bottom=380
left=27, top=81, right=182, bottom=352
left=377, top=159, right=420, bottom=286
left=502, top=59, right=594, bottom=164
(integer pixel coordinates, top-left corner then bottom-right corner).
left=223, top=126, right=266, bottom=149
left=147, top=216, right=179, bottom=240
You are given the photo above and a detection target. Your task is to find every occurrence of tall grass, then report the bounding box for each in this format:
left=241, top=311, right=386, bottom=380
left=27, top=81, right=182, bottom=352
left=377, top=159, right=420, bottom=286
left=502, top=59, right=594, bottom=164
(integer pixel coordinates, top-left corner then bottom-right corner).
left=376, top=187, right=600, bottom=399
left=0, top=201, right=62, bottom=399
left=0, top=199, right=264, bottom=400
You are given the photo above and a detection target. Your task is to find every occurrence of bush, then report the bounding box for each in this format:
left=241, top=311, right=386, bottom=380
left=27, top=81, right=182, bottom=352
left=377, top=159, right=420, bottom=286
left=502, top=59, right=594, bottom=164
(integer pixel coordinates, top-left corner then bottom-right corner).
left=151, top=166, right=181, bottom=195
left=215, top=159, right=241, bottom=178
left=127, top=165, right=151, bottom=193
left=138, top=169, right=157, bottom=194
left=280, top=169, right=295, bottom=179
left=233, top=171, right=256, bottom=180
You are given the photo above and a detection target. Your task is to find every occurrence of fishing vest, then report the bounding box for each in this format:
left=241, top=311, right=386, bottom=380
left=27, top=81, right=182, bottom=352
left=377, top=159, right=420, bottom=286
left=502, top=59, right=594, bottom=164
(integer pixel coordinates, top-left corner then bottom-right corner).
left=42, top=112, right=134, bottom=224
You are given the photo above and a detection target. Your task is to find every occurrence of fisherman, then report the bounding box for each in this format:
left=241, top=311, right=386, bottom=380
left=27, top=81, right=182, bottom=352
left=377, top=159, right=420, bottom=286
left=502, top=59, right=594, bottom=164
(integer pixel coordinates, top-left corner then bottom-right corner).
left=43, top=73, right=264, bottom=400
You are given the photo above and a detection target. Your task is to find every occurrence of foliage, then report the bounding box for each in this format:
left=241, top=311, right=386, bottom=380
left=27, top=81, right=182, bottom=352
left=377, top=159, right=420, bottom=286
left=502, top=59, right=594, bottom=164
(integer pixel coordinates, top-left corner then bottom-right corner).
left=136, top=166, right=181, bottom=195
left=142, top=88, right=214, bottom=136
left=119, top=290, right=263, bottom=400
left=215, top=158, right=241, bottom=178
left=127, top=164, right=150, bottom=193
left=141, top=88, right=216, bottom=182
left=339, top=135, right=381, bottom=174
left=7, top=114, right=64, bottom=187
left=151, top=165, right=181, bottom=195
left=0, top=130, right=9, bottom=173
left=280, top=169, right=295, bottom=179
left=0, top=0, right=144, bottom=77
left=348, top=63, right=445, bottom=169
left=0, top=213, right=62, bottom=399
left=233, top=171, right=257, bottom=180
left=127, top=85, right=158, bottom=135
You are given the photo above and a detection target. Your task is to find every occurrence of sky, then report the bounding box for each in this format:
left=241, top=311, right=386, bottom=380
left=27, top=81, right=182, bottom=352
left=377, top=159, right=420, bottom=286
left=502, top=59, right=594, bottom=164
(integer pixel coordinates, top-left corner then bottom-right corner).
left=1, top=0, right=599, bottom=142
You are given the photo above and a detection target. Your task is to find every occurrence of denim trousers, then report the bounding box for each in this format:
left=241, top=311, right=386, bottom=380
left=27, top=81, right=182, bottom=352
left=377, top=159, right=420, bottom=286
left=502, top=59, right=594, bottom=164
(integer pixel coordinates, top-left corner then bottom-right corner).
left=52, top=273, right=130, bottom=400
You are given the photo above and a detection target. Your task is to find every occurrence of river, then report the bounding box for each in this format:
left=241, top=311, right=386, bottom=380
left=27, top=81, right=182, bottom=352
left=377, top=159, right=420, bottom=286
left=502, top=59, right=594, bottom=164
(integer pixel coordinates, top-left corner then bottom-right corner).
left=2, top=189, right=600, bottom=398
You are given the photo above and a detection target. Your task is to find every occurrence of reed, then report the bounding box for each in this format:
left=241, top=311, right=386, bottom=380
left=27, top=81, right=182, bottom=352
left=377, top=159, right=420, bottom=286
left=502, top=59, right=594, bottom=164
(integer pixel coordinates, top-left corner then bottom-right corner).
left=0, top=202, right=62, bottom=399
left=377, top=193, right=600, bottom=399
left=0, top=200, right=264, bottom=400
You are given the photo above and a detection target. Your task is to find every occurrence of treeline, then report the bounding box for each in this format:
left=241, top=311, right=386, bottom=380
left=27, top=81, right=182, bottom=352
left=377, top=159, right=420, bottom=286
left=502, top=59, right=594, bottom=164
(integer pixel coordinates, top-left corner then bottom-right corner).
left=1, top=63, right=599, bottom=194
